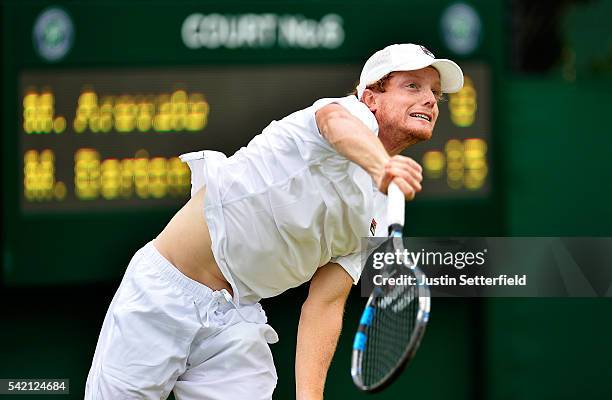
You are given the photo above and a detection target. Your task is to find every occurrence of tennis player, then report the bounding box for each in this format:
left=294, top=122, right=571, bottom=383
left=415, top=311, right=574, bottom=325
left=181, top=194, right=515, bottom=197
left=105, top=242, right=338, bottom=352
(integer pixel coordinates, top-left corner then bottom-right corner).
left=86, top=43, right=463, bottom=400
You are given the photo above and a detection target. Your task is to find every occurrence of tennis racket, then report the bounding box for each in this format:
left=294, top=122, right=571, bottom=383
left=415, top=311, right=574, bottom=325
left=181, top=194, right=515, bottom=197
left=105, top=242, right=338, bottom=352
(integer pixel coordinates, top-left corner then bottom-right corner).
left=351, top=182, right=431, bottom=392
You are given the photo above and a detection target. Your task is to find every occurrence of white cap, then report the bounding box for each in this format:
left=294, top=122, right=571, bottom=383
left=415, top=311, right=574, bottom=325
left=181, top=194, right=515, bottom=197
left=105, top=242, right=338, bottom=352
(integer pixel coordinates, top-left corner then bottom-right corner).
left=356, top=43, right=464, bottom=99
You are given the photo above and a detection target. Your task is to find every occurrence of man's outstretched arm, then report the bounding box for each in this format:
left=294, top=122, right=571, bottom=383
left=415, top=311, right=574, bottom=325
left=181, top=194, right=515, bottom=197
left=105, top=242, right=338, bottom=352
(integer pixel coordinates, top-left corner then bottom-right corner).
left=295, top=262, right=352, bottom=400
left=315, top=103, right=422, bottom=199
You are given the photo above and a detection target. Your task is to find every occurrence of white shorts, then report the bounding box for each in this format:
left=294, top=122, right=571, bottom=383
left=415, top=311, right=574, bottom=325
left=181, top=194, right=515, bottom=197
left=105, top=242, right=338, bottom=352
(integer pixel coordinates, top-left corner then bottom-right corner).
left=85, top=242, right=279, bottom=400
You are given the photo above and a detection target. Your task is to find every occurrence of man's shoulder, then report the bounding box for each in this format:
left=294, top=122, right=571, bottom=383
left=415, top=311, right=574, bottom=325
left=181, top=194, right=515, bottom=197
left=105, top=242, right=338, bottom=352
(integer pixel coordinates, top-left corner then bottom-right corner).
left=274, top=95, right=364, bottom=131
left=311, top=95, right=362, bottom=112
left=279, top=95, right=359, bottom=120
left=310, top=95, right=378, bottom=134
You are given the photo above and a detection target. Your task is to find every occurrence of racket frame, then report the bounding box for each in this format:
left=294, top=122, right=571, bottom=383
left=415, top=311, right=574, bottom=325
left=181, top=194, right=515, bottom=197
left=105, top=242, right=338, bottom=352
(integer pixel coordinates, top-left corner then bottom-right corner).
left=350, top=182, right=432, bottom=392
left=350, top=260, right=430, bottom=392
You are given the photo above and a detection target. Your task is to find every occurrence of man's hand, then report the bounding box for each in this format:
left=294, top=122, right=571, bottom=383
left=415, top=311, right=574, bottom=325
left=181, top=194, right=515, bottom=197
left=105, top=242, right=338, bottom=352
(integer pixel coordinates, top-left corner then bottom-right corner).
left=295, top=263, right=352, bottom=400
left=374, top=155, right=423, bottom=200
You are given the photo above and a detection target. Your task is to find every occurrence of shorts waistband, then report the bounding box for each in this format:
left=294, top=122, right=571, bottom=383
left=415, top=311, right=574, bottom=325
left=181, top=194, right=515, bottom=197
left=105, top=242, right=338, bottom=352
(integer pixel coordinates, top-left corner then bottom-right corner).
left=139, top=241, right=215, bottom=301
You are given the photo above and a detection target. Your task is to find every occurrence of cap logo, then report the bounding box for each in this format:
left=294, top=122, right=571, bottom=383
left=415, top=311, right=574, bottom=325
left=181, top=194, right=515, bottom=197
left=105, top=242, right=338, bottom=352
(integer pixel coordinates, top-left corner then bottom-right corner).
left=419, top=45, right=435, bottom=58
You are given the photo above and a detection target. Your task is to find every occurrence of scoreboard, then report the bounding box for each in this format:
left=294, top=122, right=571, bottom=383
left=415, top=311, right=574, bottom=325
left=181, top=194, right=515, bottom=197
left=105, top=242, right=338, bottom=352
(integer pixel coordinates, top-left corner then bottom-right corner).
left=3, top=1, right=500, bottom=284
left=20, top=64, right=489, bottom=214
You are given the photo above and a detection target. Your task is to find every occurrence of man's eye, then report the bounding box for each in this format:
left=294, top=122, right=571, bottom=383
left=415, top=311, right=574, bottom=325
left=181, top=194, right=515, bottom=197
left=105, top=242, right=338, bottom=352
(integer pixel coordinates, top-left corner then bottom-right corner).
left=406, top=83, right=418, bottom=89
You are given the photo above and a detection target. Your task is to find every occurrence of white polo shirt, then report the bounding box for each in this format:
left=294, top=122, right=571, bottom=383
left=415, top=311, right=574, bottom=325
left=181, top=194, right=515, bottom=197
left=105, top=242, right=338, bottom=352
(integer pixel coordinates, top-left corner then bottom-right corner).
left=181, top=95, right=388, bottom=304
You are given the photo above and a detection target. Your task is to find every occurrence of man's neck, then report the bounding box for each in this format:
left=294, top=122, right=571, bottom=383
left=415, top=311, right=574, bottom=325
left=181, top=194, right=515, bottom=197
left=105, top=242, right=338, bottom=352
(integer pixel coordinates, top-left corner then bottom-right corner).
left=380, top=133, right=420, bottom=156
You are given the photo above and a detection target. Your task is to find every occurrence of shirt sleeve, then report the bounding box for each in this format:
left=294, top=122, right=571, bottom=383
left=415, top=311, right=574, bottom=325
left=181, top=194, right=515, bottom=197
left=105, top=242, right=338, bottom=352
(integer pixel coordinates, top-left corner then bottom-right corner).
left=312, top=95, right=379, bottom=135
left=330, top=252, right=364, bottom=285
left=179, top=151, right=206, bottom=197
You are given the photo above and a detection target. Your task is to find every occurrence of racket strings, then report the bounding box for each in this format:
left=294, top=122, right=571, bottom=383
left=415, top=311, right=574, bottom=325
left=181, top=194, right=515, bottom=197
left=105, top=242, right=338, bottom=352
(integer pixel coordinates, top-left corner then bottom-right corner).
left=361, top=281, right=419, bottom=387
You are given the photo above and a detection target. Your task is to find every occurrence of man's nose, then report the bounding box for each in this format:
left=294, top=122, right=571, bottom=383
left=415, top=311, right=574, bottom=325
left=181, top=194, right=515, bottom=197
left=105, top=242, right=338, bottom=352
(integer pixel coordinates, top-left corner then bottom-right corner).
left=421, top=89, right=437, bottom=106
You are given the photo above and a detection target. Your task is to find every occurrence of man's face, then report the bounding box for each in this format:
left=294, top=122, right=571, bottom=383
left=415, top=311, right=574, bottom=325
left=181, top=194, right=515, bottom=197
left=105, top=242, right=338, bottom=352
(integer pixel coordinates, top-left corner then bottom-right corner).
left=367, top=67, right=442, bottom=146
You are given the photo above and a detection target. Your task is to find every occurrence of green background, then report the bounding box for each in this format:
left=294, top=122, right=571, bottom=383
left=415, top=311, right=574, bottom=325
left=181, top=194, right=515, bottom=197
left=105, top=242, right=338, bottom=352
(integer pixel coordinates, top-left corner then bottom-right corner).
left=2, top=0, right=611, bottom=399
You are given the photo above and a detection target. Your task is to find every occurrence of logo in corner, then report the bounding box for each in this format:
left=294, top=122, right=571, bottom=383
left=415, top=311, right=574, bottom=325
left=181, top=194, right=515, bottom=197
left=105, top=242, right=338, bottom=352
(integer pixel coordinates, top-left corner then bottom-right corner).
left=370, top=218, right=377, bottom=236
left=440, top=3, right=481, bottom=56
left=33, top=7, right=74, bottom=62
left=419, top=45, right=435, bottom=58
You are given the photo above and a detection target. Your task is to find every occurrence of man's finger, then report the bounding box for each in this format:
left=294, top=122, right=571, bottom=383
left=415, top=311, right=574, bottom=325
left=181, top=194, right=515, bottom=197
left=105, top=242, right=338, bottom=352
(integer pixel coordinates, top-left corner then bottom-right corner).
left=392, top=177, right=416, bottom=200
left=387, top=163, right=423, bottom=183
left=390, top=155, right=422, bottom=173
left=387, top=167, right=422, bottom=192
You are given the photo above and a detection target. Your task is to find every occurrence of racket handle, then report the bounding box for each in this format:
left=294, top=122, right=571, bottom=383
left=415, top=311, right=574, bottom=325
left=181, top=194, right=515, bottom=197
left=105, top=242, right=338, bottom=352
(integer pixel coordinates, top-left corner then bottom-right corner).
left=387, top=182, right=405, bottom=228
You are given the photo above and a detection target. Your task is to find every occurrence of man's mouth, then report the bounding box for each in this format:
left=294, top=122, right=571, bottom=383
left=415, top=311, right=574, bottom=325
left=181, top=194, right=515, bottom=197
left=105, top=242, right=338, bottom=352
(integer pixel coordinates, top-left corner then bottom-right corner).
left=409, top=112, right=431, bottom=122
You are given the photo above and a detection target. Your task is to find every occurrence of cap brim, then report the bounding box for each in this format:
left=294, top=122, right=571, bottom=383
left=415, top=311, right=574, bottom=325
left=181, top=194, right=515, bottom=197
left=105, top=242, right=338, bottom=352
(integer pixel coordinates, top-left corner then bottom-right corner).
left=431, top=59, right=464, bottom=93
left=357, top=57, right=464, bottom=98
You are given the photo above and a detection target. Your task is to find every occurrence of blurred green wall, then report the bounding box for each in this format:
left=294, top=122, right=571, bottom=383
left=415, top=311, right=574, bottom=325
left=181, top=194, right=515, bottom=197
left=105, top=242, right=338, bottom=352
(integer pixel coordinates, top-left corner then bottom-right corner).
left=484, top=75, right=612, bottom=399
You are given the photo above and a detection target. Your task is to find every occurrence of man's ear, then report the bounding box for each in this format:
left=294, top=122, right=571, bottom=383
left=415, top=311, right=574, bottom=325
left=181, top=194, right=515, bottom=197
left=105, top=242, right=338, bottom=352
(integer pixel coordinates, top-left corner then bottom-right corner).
left=361, top=89, right=378, bottom=113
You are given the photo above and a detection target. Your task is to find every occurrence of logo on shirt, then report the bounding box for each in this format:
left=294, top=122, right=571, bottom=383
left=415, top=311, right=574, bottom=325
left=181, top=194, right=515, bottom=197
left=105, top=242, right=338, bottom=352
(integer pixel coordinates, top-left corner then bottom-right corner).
left=370, top=218, right=377, bottom=236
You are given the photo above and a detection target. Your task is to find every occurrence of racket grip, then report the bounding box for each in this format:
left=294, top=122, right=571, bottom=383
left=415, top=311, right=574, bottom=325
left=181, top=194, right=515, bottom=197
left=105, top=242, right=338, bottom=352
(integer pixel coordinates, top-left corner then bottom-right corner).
left=387, top=182, right=405, bottom=228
